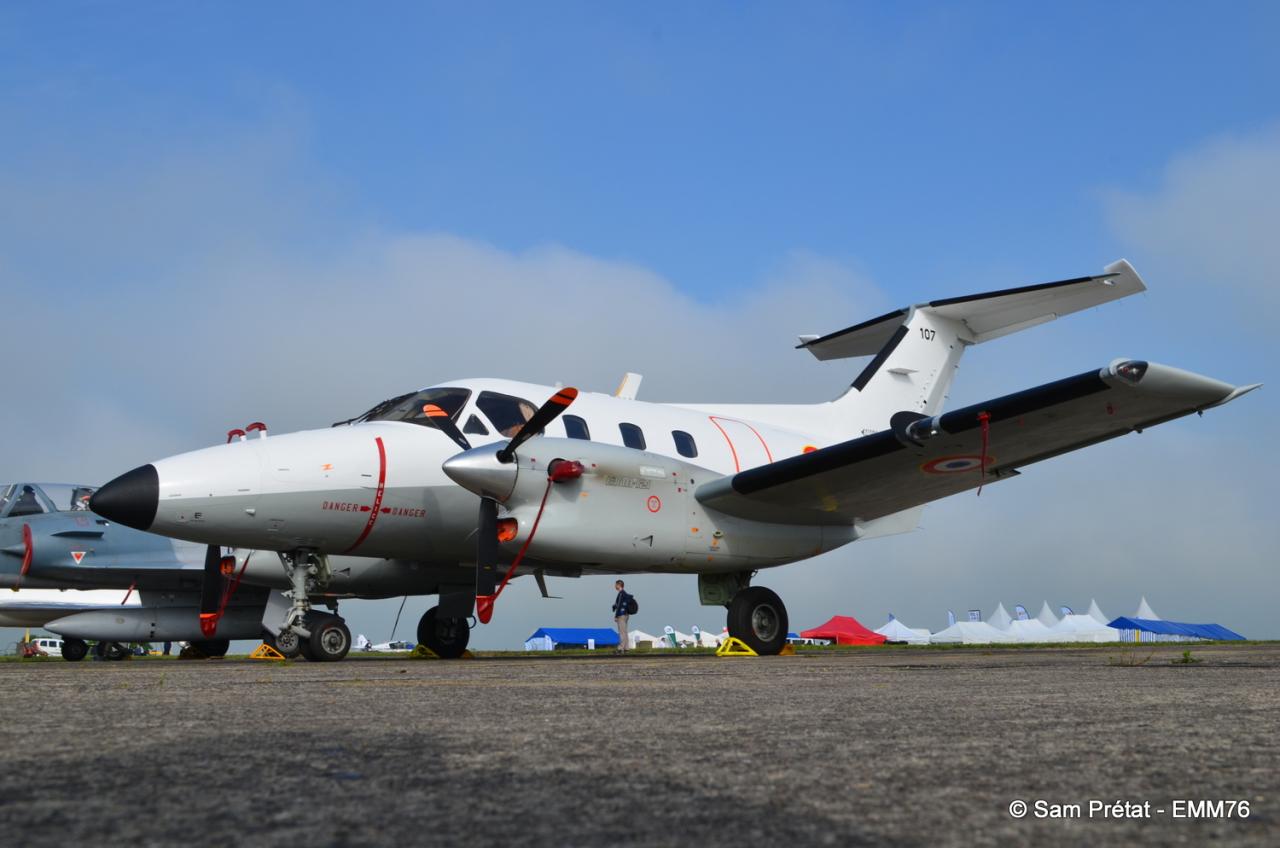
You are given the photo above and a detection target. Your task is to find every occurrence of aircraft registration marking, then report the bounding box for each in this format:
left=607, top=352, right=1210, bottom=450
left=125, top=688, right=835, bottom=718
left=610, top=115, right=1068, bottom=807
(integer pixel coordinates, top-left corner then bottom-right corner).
left=604, top=475, right=650, bottom=490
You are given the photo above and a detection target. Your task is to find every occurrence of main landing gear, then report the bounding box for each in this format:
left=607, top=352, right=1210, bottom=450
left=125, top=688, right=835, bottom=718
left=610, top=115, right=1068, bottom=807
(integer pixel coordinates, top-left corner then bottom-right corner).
left=61, top=638, right=89, bottom=662
left=417, top=606, right=470, bottom=659
left=701, top=573, right=789, bottom=655
left=726, top=586, right=789, bottom=655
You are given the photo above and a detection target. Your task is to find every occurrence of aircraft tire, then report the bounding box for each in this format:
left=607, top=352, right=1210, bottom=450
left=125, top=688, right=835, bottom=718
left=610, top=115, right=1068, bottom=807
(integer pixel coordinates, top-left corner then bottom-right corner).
left=94, top=641, right=129, bottom=661
left=726, top=586, right=788, bottom=656
left=61, top=638, right=89, bottom=662
left=418, top=606, right=470, bottom=659
left=307, top=618, right=352, bottom=662
left=191, top=639, right=230, bottom=658
left=265, top=629, right=303, bottom=659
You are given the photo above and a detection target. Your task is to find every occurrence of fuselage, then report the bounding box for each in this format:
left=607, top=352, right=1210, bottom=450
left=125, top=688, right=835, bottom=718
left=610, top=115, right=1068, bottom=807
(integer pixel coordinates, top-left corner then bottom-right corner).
left=108, top=378, right=842, bottom=569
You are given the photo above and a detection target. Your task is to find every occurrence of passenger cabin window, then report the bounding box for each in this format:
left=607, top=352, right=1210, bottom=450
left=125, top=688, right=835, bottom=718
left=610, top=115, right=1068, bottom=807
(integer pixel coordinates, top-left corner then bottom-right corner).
left=672, top=430, right=698, bottom=458
left=476, top=391, right=539, bottom=438
left=463, top=414, right=490, bottom=436
left=619, top=423, right=646, bottom=450
left=359, top=387, right=471, bottom=427
left=563, top=414, right=590, bottom=440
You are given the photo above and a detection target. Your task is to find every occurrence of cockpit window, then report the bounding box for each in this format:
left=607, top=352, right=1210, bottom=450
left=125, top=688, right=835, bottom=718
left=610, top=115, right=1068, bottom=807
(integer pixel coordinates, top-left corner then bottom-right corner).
left=0, top=485, right=15, bottom=515
left=37, top=484, right=97, bottom=512
left=463, top=414, right=490, bottom=436
left=356, top=388, right=472, bottom=427
left=7, top=485, right=46, bottom=518
left=476, top=391, right=538, bottom=438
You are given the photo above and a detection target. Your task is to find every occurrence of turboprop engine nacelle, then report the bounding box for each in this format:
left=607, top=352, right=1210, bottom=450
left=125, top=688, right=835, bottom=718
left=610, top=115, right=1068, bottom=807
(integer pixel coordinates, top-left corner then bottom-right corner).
left=444, top=439, right=855, bottom=572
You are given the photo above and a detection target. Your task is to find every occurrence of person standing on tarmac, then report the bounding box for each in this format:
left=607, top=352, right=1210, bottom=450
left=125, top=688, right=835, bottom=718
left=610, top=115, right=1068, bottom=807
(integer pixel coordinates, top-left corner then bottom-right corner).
left=611, top=580, right=636, bottom=654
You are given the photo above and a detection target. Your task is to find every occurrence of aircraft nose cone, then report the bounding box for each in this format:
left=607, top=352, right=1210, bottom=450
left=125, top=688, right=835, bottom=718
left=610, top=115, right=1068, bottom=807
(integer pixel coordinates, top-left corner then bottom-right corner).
left=90, top=464, right=159, bottom=530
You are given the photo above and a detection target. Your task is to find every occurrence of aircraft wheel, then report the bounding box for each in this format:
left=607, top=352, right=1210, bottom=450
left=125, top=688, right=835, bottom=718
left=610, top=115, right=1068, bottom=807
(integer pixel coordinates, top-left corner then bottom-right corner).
left=191, top=639, right=230, bottom=658
left=95, top=641, right=129, bottom=661
left=726, top=586, right=788, bottom=656
left=417, top=606, right=470, bottom=658
left=265, top=629, right=303, bottom=659
left=307, top=618, right=351, bottom=662
left=61, top=638, right=89, bottom=662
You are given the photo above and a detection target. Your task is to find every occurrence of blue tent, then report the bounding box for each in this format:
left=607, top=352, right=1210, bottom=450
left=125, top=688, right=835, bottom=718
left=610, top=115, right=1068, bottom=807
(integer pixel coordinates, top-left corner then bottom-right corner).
left=1107, top=617, right=1245, bottom=642
left=524, top=627, right=620, bottom=650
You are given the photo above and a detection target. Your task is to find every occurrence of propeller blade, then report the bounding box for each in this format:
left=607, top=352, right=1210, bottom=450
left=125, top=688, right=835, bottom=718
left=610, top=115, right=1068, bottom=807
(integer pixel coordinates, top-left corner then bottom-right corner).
left=475, top=497, right=499, bottom=622
left=199, top=544, right=223, bottom=638
left=422, top=404, right=471, bottom=451
left=496, top=387, right=579, bottom=463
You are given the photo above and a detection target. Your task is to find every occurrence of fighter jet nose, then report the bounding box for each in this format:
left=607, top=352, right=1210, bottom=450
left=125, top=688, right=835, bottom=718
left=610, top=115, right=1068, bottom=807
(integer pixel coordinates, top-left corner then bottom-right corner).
left=90, top=464, right=159, bottom=530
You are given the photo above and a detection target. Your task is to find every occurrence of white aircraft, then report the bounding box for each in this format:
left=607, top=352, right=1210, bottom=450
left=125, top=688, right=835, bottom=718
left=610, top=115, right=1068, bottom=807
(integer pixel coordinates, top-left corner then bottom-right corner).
left=90, top=261, right=1258, bottom=657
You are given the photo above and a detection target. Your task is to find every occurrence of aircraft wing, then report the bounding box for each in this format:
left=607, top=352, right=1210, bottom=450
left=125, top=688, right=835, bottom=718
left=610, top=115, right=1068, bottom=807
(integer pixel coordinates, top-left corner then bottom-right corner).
left=695, top=361, right=1259, bottom=527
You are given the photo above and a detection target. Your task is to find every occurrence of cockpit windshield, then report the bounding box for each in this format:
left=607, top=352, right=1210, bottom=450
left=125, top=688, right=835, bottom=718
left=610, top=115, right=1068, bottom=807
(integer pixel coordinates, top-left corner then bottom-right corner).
left=356, top=387, right=472, bottom=427
left=476, top=391, right=539, bottom=438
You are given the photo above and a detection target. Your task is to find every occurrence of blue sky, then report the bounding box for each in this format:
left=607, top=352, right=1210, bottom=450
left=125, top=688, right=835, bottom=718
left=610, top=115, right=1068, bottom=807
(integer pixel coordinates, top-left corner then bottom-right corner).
left=2, top=3, right=1276, bottom=645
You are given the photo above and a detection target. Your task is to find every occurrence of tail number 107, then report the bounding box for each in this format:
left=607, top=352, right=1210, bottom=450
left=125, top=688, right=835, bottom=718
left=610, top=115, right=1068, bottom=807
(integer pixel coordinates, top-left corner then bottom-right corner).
left=919, top=328, right=936, bottom=341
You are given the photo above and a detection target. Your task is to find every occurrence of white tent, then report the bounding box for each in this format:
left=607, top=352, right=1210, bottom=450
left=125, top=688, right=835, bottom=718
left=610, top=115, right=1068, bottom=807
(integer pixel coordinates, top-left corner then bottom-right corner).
left=1036, top=601, right=1059, bottom=628
left=1050, top=614, right=1120, bottom=642
left=628, top=630, right=662, bottom=649
left=692, top=628, right=722, bottom=648
left=1006, top=619, right=1056, bottom=642
left=874, top=617, right=931, bottom=644
left=930, top=621, right=1017, bottom=644
left=987, top=603, right=1014, bottom=630
left=1087, top=599, right=1110, bottom=625
left=1132, top=597, right=1161, bottom=620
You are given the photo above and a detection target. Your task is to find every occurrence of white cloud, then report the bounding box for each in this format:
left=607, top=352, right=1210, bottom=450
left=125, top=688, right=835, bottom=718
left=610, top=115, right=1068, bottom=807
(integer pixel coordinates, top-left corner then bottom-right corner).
left=1104, top=124, right=1280, bottom=319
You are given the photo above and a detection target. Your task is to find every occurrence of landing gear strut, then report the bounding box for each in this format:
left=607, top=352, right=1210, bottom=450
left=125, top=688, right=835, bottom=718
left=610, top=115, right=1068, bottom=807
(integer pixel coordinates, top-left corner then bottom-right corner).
left=726, top=586, right=789, bottom=656
left=417, top=606, right=470, bottom=658
left=278, top=549, right=330, bottom=639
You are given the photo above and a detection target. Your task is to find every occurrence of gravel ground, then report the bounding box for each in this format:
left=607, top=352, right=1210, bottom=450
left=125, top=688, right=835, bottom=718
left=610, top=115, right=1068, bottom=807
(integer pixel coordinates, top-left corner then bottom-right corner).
left=1, top=644, right=1276, bottom=847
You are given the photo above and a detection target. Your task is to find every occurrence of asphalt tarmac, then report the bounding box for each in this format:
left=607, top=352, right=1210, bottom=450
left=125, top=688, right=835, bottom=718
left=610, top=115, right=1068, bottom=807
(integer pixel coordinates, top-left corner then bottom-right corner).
left=1, top=644, right=1276, bottom=847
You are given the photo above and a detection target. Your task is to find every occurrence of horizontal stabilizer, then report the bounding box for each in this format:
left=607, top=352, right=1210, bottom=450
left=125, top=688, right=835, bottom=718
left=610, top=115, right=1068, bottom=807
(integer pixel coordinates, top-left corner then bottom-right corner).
left=798, top=260, right=1146, bottom=361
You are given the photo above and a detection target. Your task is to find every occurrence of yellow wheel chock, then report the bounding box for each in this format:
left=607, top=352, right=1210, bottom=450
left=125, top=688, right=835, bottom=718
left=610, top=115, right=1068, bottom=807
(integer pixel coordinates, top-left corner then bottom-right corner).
left=716, top=637, right=759, bottom=657
left=248, top=643, right=286, bottom=660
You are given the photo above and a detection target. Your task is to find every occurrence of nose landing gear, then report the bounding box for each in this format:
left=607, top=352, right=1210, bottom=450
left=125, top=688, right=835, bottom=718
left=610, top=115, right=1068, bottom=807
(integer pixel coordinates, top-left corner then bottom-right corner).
left=272, top=549, right=351, bottom=661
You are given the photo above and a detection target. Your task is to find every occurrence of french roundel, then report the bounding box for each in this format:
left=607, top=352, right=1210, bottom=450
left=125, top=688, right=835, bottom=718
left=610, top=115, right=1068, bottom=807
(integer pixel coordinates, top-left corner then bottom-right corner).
left=921, top=454, right=995, bottom=474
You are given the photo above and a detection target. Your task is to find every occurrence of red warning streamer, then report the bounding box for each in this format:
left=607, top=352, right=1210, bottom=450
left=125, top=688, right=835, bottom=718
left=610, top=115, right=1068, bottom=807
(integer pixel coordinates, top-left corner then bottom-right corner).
left=475, top=479, right=555, bottom=624
left=977, top=411, right=991, bottom=496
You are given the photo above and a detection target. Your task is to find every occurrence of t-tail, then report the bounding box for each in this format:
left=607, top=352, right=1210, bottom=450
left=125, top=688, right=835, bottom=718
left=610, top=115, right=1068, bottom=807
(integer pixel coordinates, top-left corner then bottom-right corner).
left=797, top=259, right=1148, bottom=437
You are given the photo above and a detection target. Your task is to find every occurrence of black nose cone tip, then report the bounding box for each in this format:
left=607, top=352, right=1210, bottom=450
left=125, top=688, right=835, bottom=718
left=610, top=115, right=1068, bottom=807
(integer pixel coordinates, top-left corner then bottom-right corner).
left=91, top=464, right=159, bottom=531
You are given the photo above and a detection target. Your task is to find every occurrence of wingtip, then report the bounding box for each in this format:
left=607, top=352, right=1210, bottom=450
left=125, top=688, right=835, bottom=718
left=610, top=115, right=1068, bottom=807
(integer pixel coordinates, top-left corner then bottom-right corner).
left=1206, top=382, right=1262, bottom=409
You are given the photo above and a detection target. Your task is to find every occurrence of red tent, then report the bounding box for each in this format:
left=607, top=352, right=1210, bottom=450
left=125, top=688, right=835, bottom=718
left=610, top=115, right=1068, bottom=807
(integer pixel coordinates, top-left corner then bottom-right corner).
left=799, top=615, right=887, bottom=646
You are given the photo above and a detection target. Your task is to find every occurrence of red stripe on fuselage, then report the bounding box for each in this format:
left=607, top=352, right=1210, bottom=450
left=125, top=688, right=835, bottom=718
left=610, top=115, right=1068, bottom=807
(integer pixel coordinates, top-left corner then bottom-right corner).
left=343, top=436, right=387, bottom=554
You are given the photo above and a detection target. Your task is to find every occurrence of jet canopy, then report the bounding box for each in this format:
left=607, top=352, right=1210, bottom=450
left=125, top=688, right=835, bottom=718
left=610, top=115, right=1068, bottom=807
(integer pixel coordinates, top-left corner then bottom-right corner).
left=0, top=483, right=96, bottom=518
